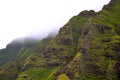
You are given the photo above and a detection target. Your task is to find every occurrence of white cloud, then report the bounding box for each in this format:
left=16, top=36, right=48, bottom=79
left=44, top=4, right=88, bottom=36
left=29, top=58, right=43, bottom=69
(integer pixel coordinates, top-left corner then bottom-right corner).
left=0, top=0, right=110, bottom=49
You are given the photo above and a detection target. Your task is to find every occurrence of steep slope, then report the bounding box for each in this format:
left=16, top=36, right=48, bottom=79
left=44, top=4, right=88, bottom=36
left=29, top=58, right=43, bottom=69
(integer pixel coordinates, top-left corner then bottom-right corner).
left=0, top=38, right=39, bottom=66
left=16, top=16, right=89, bottom=80
left=17, top=0, right=120, bottom=80
left=0, top=37, right=52, bottom=80
left=0, top=0, right=120, bottom=80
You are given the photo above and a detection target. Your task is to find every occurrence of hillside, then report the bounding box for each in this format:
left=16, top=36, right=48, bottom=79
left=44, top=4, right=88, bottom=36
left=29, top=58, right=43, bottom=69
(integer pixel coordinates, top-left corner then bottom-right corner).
left=0, top=38, right=40, bottom=66
left=0, top=0, right=120, bottom=80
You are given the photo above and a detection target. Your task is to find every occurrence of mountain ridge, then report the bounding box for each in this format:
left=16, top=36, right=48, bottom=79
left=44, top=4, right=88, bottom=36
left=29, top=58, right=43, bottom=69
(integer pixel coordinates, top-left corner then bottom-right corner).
left=0, top=0, right=120, bottom=80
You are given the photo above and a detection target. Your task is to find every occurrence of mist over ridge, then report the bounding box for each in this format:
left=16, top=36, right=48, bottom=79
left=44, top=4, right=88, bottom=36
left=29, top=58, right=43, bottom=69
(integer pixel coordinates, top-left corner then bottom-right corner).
left=0, top=0, right=111, bottom=49
left=0, top=0, right=120, bottom=79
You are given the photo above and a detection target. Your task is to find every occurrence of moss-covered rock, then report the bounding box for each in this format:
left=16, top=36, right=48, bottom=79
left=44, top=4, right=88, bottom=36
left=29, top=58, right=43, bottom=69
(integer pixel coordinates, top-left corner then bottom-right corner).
left=0, top=0, right=120, bottom=80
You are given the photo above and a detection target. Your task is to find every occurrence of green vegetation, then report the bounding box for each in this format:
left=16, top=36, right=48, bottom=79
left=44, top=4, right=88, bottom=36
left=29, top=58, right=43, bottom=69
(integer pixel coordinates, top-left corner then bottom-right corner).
left=0, top=37, right=52, bottom=80
left=19, top=67, right=61, bottom=80
left=69, top=16, right=88, bottom=26
left=93, top=0, right=120, bottom=27
left=57, top=74, right=70, bottom=80
left=0, top=49, right=19, bottom=66
left=17, top=67, right=59, bottom=80
left=73, top=52, right=81, bottom=60
left=0, top=0, right=120, bottom=80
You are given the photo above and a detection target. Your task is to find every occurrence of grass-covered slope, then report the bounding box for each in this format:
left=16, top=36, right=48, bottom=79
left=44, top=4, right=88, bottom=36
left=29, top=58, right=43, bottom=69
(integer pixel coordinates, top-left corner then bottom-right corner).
left=0, top=37, right=52, bottom=80
left=16, top=16, right=89, bottom=80
left=17, top=0, right=120, bottom=80
left=0, top=0, right=120, bottom=80
left=0, top=48, right=19, bottom=66
left=0, top=38, right=37, bottom=66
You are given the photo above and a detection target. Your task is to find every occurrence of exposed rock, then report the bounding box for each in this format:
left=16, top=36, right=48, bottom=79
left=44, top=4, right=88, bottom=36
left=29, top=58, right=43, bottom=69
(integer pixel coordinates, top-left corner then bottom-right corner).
left=79, top=10, right=96, bottom=17
left=0, top=0, right=120, bottom=80
left=57, top=37, right=74, bottom=45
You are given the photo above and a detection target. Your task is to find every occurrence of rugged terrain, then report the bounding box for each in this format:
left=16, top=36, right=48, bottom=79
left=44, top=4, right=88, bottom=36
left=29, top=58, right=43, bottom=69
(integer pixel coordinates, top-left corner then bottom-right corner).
left=0, top=0, right=120, bottom=80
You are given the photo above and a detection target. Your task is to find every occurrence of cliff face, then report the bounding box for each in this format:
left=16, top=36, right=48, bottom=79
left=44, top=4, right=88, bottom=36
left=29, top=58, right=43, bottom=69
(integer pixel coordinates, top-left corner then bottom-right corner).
left=0, top=0, right=120, bottom=80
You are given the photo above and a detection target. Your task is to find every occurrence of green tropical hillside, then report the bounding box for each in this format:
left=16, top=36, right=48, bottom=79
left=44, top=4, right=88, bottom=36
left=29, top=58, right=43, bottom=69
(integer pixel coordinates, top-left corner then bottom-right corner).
left=0, top=38, right=40, bottom=66
left=0, top=0, right=120, bottom=80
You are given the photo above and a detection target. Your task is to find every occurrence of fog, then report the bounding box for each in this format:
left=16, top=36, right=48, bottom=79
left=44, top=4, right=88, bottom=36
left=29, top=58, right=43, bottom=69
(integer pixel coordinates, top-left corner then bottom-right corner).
left=0, top=0, right=110, bottom=49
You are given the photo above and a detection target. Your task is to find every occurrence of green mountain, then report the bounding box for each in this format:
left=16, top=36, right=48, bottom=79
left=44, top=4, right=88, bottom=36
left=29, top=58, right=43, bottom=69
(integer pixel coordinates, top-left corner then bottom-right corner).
left=0, top=0, right=120, bottom=80
left=0, top=37, right=52, bottom=80
left=0, top=38, right=40, bottom=66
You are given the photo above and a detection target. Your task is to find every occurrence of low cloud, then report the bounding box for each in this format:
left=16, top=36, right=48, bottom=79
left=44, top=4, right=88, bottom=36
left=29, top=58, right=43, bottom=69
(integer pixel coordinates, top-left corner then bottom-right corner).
left=0, top=0, right=110, bottom=49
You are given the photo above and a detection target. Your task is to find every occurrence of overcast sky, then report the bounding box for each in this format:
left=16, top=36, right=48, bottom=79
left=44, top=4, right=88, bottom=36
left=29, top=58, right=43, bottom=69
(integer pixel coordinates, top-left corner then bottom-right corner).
left=0, top=0, right=110, bottom=49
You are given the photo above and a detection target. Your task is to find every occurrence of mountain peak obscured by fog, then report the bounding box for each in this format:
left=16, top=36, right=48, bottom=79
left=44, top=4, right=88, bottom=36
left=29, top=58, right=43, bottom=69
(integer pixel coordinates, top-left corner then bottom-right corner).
left=0, top=0, right=111, bottom=49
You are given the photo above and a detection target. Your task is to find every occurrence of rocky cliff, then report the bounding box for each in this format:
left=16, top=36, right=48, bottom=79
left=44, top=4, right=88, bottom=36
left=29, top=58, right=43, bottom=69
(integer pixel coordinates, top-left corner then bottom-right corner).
left=0, top=0, right=120, bottom=80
